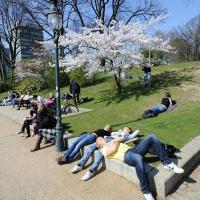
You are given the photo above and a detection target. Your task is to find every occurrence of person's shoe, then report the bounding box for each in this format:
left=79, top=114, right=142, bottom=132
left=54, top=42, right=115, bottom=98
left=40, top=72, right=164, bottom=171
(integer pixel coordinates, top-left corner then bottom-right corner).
left=70, top=165, right=83, bottom=173
left=144, top=193, right=155, bottom=200
left=163, top=162, right=184, bottom=174
left=43, top=139, right=52, bottom=144
left=20, top=133, right=26, bottom=137
left=56, top=156, right=68, bottom=165
left=24, top=134, right=31, bottom=139
left=16, top=131, right=24, bottom=135
left=81, top=170, right=95, bottom=181
left=30, top=146, right=40, bottom=152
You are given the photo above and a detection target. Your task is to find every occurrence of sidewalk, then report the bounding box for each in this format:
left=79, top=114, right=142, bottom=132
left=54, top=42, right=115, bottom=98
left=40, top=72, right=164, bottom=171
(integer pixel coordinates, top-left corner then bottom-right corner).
left=167, top=164, right=200, bottom=200
left=0, top=106, right=199, bottom=200
left=0, top=106, right=144, bottom=200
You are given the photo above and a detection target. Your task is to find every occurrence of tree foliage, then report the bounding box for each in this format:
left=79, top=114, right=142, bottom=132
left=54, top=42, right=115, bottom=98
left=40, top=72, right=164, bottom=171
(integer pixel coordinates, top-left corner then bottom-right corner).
left=54, top=17, right=172, bottom=94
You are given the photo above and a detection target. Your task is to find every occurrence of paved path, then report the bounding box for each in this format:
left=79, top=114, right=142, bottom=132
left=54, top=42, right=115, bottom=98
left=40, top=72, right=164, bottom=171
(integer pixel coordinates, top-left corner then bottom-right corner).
left=166, top=164, right=200, bottom=200
left=0, top=106, right=144, bottom=200
left=0, top=106, right=199, bottom=200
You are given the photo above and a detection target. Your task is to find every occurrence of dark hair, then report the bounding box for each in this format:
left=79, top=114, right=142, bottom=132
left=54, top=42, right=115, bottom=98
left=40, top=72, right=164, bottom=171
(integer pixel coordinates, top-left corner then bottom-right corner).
left=165, top=92, right=171, bottom=98
left=33, top=95, right=38, bottom=99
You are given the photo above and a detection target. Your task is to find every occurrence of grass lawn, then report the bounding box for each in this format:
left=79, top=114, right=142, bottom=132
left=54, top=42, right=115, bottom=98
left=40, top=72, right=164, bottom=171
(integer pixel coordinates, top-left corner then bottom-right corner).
left=1, top=61, right=200, bottom=149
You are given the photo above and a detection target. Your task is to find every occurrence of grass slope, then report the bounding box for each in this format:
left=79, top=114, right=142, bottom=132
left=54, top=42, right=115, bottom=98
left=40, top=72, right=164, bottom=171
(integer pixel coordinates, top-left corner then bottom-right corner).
left=1, top=61, right=200, bottom=148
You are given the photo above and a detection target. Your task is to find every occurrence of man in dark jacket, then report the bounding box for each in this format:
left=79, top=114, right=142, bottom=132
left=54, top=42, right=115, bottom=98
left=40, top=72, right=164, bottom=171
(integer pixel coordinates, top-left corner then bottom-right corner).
left=69, top=80, right=80, bottom=105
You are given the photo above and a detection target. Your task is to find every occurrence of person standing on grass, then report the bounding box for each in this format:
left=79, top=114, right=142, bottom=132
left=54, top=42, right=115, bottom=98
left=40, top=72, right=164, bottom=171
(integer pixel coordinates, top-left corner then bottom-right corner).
left=96, top=134, right=184, bottom=200
left=142, top=64, right=151, bottom=87
left=69, top=79, right=80, bottom=105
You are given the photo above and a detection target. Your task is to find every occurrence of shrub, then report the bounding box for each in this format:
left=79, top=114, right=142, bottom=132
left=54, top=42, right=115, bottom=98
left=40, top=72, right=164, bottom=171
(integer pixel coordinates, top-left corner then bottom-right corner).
left=69, top=67, right=96, bottom=87
left=45, top=67, right=70, bottom=89
left=15, top=77, right=45, bottom=93
left=0, top=82, right=11, bottom=93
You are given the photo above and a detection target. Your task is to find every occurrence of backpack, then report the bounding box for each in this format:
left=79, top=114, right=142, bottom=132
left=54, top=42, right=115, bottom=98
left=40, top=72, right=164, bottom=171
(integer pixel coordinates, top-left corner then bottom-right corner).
left=149, top=143, right=180, bottom=158
left=143, top=109, right=158, bottom=119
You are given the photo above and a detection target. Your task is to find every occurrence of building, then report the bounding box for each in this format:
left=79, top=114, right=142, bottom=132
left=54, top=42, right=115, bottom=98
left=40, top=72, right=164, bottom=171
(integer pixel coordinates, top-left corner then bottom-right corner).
left=16, top=22, right=44, bottom=62
left=0, top=37, right=11, bottom=83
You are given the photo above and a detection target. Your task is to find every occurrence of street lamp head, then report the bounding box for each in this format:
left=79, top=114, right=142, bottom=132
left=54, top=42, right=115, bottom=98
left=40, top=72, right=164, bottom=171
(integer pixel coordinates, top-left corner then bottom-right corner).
left=47, top=2, right=63, bottom=31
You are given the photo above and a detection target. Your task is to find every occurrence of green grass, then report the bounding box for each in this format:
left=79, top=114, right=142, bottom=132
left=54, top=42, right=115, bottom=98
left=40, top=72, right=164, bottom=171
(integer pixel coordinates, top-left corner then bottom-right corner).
left=1, top=61, right=200, bottom=149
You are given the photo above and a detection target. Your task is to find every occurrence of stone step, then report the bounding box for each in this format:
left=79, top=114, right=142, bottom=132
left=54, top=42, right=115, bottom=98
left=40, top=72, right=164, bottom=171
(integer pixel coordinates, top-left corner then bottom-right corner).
left=65, top=135, right=200, bottom=199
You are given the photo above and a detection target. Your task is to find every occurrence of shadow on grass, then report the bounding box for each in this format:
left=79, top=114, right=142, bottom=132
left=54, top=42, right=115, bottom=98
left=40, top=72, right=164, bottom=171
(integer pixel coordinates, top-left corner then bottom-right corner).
left=112, top=118, right=144, bottom=127
left=97, top=70, right=194, bottom=105
left=62, top=122, right=74, bottom=133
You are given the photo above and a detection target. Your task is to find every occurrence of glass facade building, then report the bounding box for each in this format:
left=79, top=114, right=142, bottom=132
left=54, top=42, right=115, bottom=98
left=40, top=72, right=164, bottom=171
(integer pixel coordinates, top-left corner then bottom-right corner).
left=16, top=23, right=44, bottom=62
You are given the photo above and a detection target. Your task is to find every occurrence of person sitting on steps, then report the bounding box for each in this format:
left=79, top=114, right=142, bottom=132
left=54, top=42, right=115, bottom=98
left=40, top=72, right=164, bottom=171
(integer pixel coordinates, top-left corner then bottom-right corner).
left=96, top=134, right=184, bottom=200
left=69, top=127, right=134, bottom=181
left=16, top=103, right=38, bottom=138
left=30, top=105, right=56, bottom=152
left=56, top=124, right=112, bottom=165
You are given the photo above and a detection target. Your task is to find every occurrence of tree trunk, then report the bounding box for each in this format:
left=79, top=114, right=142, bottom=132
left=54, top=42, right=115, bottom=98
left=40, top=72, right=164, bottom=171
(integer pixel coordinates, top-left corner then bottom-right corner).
left=11, top=58, right=15, bottom=85
left=114, top=73, right=122, bottom=95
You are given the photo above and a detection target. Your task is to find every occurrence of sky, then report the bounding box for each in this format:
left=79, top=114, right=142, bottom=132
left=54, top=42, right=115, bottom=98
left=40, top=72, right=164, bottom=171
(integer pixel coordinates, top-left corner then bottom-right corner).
left=158, top=0, right=200, bottom=31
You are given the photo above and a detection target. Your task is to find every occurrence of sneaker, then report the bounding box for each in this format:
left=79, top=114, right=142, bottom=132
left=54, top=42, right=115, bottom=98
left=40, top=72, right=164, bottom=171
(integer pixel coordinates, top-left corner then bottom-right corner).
left=81, top=170, right=94, bottom=181
left=16, top=131, right=24, bottom=134
left=20, top=133, right=26, bottom=137
left=163, top=162, right=184, bottom=174
left=70, top=165, right=83, bottom=173
left=144, top=193, right=155, bottom=200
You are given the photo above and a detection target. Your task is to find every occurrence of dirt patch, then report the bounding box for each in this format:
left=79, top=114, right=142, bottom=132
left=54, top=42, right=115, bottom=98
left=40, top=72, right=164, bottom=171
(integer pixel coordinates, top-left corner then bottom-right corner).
left=179, top=84, right=200, bottom=102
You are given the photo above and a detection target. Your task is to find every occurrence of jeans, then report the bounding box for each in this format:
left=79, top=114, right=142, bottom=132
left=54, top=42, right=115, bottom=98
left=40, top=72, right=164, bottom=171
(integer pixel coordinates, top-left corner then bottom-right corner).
left=151, top=103, right=166, bottom=115
left=11, top=98, right=19, bottom=108
left=78, top=142, right=104, bottom=172
left=143, top=72, right=151, bottom=86
left=3, top=97, right=12, bottom=105
left=124, top=134, right=171, bottom=194
left=63, top=133, right=96, bottom=162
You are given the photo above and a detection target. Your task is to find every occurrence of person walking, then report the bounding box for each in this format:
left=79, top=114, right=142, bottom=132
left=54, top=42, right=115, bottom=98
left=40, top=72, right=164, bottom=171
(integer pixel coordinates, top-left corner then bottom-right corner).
left=69, top=80, right=80, bottom=105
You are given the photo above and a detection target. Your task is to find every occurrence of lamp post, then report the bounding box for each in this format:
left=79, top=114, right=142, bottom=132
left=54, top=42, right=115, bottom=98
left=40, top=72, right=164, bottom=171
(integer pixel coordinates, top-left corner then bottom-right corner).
left=48, top=0, right=64, bottom=152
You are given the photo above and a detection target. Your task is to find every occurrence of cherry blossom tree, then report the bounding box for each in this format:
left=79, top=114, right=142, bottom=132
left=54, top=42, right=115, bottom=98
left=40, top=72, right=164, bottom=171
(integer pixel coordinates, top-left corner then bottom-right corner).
left=46, top=15, right=173, bottom=94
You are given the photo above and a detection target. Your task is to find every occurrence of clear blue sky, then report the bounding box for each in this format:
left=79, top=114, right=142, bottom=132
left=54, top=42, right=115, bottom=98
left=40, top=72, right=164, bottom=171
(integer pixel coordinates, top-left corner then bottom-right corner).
left=159, top=0, right=200, bottom=31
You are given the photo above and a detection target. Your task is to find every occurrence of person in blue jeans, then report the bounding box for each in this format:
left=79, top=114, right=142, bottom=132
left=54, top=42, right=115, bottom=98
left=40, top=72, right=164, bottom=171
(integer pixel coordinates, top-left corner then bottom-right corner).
left=56, top=124, right=112, bottom=165
left=96, top=134, right=184, bottom=200
left=150, top=92, right=173, bottom=115
left=70, top=127, right=140, bottom=181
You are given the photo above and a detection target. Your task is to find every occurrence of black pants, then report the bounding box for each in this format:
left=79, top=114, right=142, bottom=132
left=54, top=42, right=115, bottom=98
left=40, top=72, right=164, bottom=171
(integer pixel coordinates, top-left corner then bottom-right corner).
left=18, top=100, right=31, bottom=109
left=21, top=119, right=32, bottom=135
left=72, top=92, right=80, bottom=105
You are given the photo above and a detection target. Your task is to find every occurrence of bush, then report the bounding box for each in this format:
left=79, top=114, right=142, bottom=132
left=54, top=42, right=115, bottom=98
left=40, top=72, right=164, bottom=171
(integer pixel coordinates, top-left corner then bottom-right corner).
left=15, top=77, right=45, bottom=93
left=45, top=67, right=70, bottom=89
left=69, top=68, right=96, bottom=87
left=0, top=82, right=11, bottom=93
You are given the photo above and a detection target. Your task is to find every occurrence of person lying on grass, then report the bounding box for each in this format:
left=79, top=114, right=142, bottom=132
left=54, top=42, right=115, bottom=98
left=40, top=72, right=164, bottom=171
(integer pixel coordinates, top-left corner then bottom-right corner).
left=150, top=92, right=173, bottom=115
left=96, top=134, right=184, bottom=200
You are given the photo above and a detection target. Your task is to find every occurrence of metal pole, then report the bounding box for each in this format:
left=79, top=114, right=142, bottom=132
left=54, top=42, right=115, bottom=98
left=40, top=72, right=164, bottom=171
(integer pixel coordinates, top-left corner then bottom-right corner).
left=148, top=47, right=151, bottom=65
left=54, top=30, right=64, bottom=152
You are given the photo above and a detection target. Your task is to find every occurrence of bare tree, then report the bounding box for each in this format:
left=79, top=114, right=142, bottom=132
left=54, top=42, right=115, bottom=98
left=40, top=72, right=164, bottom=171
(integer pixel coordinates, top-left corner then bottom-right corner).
left=0, top=36, right=10, bottom=83
left=69, top=0, right=167, bottom=27
left=0, top=0, right=31, bottom=84
left=171, top=14, right=200, bottom=62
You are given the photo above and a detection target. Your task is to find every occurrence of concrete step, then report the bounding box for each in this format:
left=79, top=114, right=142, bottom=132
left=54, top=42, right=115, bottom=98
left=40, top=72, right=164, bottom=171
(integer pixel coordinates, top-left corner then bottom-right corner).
left=66, top=135, right=200, bottom=199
